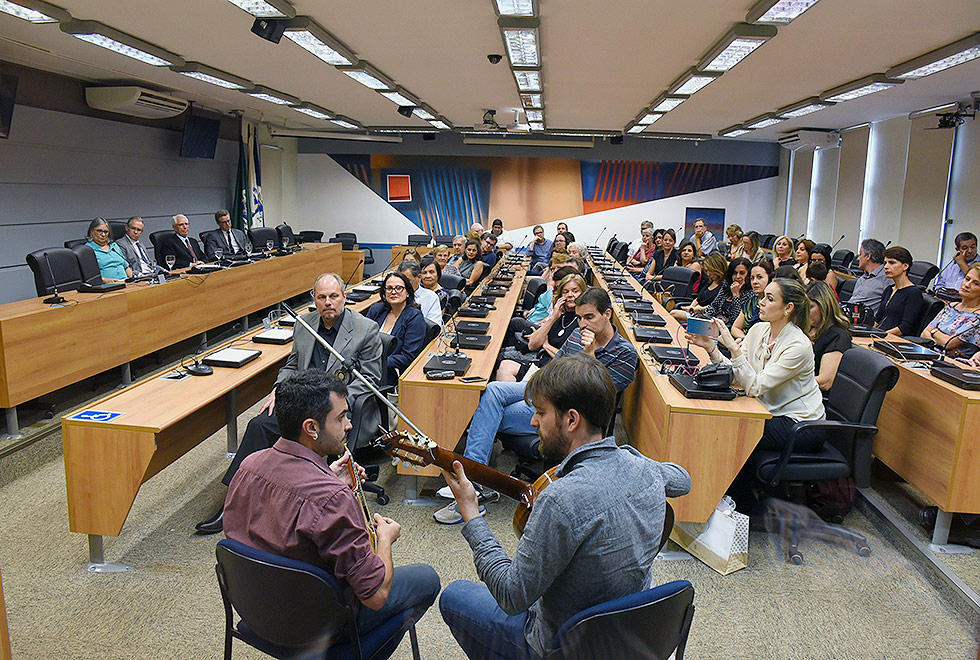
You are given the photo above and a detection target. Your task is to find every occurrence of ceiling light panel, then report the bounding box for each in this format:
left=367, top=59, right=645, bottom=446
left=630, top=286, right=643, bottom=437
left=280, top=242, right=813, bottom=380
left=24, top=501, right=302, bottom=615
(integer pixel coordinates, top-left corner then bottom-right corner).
left=525, top=109, right=543, bottom=122
left=520, top=93, right=542, bottom=109
left=281, top=17, right=356, bottom=66
left=820, top=74, right=902, bottom=103
left=697, top=23, right=777, bottom=72
left=429, top=119, right=452, bottom=130
left=886, top=33, right=980, bottom=80
left=380, top=88, right=419, bottom=106
left=513, top=69, right=542, bottom=92
left=0, top=0, right=70, bottom=23
left=667, top=68, right=721, bottom=96
left=719, top=125, right=752, bottom=137
left=330, top=115, right=362, bottom=129
left=633, top=132, right=712, bottom=141
left=61, top=20, right=183, bottom=67
left=651, top=94, right=686, bottom=113
left=412, top=106, right=436, bottom=120
left=528, top=122, right=545, bottom=131
left=492, top=0, right=536, bottom=17
left=744, top=113, right=785, bottom=129
left=627, top=124, right=646, bottom=134
left=170, top=62, right=251, bottom=90
left=294, top=103, right=333, bottom=119
left=637, top=112, right=663, bottom=125
left=746, top=0, right=821, bottom=25
left=224, top=0, right=295, bottom=19
left=498, top=17, right=541, bottom=68
left=777, top=96, right=834, bottom=117
left=338, top=62, right=395, bottom=90
left=244, top=85, right=299, bottom=105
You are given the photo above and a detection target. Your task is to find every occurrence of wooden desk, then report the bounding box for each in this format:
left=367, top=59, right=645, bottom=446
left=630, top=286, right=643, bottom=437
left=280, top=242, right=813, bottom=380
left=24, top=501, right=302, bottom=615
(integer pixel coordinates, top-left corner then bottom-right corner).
left=391, top=245, right=435, bottom=266
left=342, top=250, right=365, bottom=284
left=1, top=243, right=340, bottom=434
left=590, top=254, right=770, bottom=523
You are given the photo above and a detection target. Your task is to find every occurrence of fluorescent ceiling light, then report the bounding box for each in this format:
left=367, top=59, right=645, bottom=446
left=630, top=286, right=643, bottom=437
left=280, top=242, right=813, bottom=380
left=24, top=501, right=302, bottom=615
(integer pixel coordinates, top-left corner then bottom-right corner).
left=61, top=20, right=183, bottom=67
left=270, top=127, right=400, bottom=142
left=294, top=103, right=333, bottom=120
left=637, top=112, right=663, bottom=125
left=820, top=74, right=902, bottom=103
left=498, top=17, right=541, bottom=67
left=170, top=62, right=251, bottom=90
left=520, top=93, right=543, bottom=109
left=412, top=105, right=436, bottom=120
left=632, top=132, right=712, bottom=141
left=667, top=68, right=721, bottom=96
left=282, top=17, right=357, bottom=66
left=0, top=0, right=70, bottom=23
left=525, top=109, right=543, bottom=122
left=338, top=62, right=395, bottom=90
left=697, top=23, right=776, bottom=72
left=651, top=94, right=686, bottom=113
left=493, top=0, right=535, bottom=17
left=330, top=115, right=362, bottom=130
left=528, top=122, right=545, bottom=131
left=244, top=85, right=299, bottom=105
left=777, top=96, right=834, bottom=117
left=886, top=33, right=980, bottom=80
left=371, top=127, right=439, bottom=133
left=224, top=0, right=295, bottom=18
left=463, top=136, right=593, bottom=148
left=513, top=69, right=542, bottom=92
left=627, top=124, right=646, bottom=134
left=744, top=113, right=786, bottom=129
left=429, top=119, right=453, bottom=130
left=746, top=0, right=821, bottom=24
left=380, top=88, right=419, bottom=107
left=719, top=125, right=752, bottom=137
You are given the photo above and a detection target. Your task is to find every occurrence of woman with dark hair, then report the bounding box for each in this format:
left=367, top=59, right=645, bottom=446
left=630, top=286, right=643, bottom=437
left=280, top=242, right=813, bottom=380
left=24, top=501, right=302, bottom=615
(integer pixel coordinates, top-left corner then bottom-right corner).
left=676, top=239, right=702, bottom=291
left=742, top=231, right=765, bottom=263
left=457, top=238, right=486, bottom=288
left=646, top=228, right=679, bottom=281
left=876, top=245, right=923, bottom=336
left=85, top=217, right=132, bottom=282
left=699, top=256, right=754, bottom=328
left=550, top=232, right=569, bottom=259
left=420, top=257, right=449, bottom=308
left=671, top=252, right=726, bottom=322
left=365, top=271, right=427, bottom=382
left=794, top=239, right=814, bottom=271
left=653, top=228, right=665, bottom=252
left=732, top=260, right=774, bottom=339
left=559, top=230, right=576, bottom=244
left=807, top=280, right=852, bottom=391
left=805, top=244, right=838, bottom=290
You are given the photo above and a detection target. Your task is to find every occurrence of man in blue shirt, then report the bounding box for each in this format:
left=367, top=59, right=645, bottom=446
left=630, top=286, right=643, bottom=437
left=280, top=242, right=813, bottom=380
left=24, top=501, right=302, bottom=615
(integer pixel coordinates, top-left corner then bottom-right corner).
left=935, top=232, right=979, bottom=292
left=529, top=225, right=552, bottom=266
left=480, top=232, right=499, bottom=268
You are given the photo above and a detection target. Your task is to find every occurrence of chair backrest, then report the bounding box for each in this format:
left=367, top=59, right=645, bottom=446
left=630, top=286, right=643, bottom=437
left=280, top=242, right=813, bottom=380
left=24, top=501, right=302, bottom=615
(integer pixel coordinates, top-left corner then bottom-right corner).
left=26, top=247, right=83, bottom=296
left=298, top=230, right=324, bottom=243
left=198, top=231, right=208, bottom=243
left=70, top=244, right=104, bottom=286
left=276, top=223, right=297, bottom=245
left=108, top=220, right=127, bottom=241
left=407, top=234, right=430, bottom=246
left=215, top=539, right=352, bottom=652
left=444, top=289, right=464, bottom=319
left=329, top=236, right=356, bottom=251
left=434, top=234, right=455, bottom=246
left=837, top=277, right=855, bottom=301
left=814, top=242, right=831, bottom=254
left=551, top=580, right=695, bottom=660
left=64, top=238, right=87, bottom=249
left=605, top=235, right=619, bottom=253
left=761, top=234, right=777, bottom=250
left=659, top=266, right=699, bottom=299
left=528, top=262, right=546, bottom=276
left=908, top=260, right=939, bottom=288
left=440, top=272, right=465, bottom=291
left=249, top=227, right=281, bottom=250
left=335, top=232, right=357, bottom=243
left=423, top=318, right=442, bottom=347
left=522, top=277, right=547, bottom=310
left=378, top=332, right=398, bottom=389
left=832, top=249, right=855, bottom=269
left=916, top=293, right=944, bottom=335
left=149, top=230, right=174, bottom=255
left=826, top=348, right=900, bottom=428
left=611, top=241, right=630, bottom=265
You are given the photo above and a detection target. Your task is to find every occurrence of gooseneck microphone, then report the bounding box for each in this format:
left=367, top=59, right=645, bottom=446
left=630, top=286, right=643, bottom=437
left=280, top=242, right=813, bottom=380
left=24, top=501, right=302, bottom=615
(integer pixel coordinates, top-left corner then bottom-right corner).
left=829, top=235, right=846, bottom=252
left=42, top=252, right=67, bottom=305
left=594, top=226, right=608, bottom=247
left=343, top=258, right=365, bottom=287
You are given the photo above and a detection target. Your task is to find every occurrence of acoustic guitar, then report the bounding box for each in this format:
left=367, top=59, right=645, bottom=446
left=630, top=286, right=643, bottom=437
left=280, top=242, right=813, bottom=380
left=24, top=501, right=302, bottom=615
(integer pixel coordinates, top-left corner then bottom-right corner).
left=347, top=458, right=377, bottom=552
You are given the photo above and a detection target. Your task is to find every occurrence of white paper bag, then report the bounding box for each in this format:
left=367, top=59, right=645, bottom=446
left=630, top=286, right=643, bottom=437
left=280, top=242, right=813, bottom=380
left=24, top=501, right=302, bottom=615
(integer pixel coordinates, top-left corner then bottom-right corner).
left=670, top=496, right=749, bottom=575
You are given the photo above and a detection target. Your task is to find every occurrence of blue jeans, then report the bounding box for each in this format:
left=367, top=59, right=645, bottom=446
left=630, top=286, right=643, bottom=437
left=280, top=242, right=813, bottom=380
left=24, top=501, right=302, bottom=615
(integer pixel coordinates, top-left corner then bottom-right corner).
left=464, top=381, right=535, bottom=465
left=440, top=580, right=543, bottom=660
left=355, top=564, right=440, bottom=643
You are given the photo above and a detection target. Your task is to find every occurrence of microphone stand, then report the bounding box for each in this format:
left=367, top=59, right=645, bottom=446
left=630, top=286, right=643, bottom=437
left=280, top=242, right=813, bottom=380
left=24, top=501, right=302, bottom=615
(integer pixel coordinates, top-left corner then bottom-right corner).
left=42, top=252, right=67, bottom=305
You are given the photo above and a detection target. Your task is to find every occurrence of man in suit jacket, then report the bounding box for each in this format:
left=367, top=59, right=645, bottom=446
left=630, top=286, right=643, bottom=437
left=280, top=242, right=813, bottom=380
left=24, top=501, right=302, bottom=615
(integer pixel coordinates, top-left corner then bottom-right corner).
left=202, top=209, right=248, bottom=261
left=115, top=216, right=156, bottom=275
left=196, top=272, right=384, bottom=534
left=159, top=214, right=205, bottom=268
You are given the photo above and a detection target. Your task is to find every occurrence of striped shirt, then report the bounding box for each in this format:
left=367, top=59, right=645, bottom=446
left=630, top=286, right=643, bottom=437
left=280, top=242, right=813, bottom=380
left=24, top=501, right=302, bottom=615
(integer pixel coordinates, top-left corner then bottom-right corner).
left=556, top=327, right=638, bottom=391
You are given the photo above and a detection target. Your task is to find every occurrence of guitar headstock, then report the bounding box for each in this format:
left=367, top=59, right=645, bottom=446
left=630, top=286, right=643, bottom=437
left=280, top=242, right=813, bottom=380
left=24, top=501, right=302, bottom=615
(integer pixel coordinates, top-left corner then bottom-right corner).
left=376, top=430, right=438, bottom=470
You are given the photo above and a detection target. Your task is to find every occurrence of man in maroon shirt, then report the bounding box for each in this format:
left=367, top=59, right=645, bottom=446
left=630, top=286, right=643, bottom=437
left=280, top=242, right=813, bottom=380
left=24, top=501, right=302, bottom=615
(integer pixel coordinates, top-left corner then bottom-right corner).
left=224, top=370, right=439, bottom=646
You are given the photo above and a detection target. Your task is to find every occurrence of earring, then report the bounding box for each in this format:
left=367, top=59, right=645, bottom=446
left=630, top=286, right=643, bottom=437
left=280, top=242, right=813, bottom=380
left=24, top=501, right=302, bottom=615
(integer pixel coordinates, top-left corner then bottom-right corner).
left=311, top=431, right=318, bottom=441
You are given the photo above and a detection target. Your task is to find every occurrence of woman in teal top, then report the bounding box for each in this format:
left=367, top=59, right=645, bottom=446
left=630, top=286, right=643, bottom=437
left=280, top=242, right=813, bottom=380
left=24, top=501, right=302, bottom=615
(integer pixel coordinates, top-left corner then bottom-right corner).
left=85, top=217, right=132, bottom=282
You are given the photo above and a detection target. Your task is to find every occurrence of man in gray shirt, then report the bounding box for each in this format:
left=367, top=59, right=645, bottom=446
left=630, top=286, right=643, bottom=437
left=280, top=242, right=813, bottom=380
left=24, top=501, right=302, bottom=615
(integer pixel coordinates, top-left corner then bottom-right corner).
left=848, top=238, right=888, bottom=315
left=438, top=353, right=691, bottom=659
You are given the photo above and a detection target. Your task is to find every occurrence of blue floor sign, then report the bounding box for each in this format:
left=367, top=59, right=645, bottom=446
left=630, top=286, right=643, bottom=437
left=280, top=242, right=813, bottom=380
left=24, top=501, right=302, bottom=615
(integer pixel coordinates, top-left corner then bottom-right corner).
left=68, top=410, right=125, bottom=422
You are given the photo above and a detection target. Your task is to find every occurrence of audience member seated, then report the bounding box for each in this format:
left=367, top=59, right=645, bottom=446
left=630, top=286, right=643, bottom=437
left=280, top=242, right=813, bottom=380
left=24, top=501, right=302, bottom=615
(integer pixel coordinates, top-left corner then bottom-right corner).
left=626, top=228, right=656, bottom=273
left=876, top=246, right=923, bottom=337
left=559, top=230, right=576, bottom=245
left=445, top=236, right=466, bottom=273
left=223, top=370, right=440, bottom=638
left=934, top=231, right=979, bottom=293
left=432, top=244, right=452, bottom=272
left=691, top=217, right=718, bottom=257
left=495, top=273, right=586, bottom=381
left=772, top=235, right=796, bottom=268
left=419, top=257, right=449, bottom=309
left=644, top=228, right=678, bottom=282
left=458, top=238, right=486, bottom=288
left=550, top=232, right=569, bottom=260
left=529, top=225, right=552, bottom=266
left=202, top=209, right=247, bottom=261
left=524, top=264, right=577, bottom=325
left=772, top=264, right=804, bottom=284
left=159, top=214, right=205, bottom=269
left=742, top=231, right=766, bottom=263
left=806, top=281, right=852, bottom=391
left=732, top=260, right=773, bottom=340
left=567, top=241, right=587, bottom=259
left=675, top=240, right=703, bottom=289
left=794, top=239, right=814, bottom=272
left=805, top=262, right=834, bottom=295
left=194, top=273, right=383, bottom=535
left=700, top=257, right=753, bottom=328
left=726, top=224, right=744, bottom=259
left=114, top=215, right=155, bottom=276
left=555, top=221, right=568, bottom=238
left=671, top=253, right=727, bottom=321
left=402, top=248, right=423, bottom=263
left=651, top=228, right=665, bottom=253
left=805, top=244, right=838, bottom=290
left=84, top=217, right=132, bottom=282
left=921, top=263, right=980, bottom=358
left=397, top=260, right=443, bottom=327
left=849, top=238, right=888, bottom=314
left=480, top=232, right=499, bottom=268
left=366, top=272, right=428, bottom=383
left=490, top=218, right=514, bottom=251
left=433, top=287, right=638, bottom=524
left=635, top=219, right=653, bottom=250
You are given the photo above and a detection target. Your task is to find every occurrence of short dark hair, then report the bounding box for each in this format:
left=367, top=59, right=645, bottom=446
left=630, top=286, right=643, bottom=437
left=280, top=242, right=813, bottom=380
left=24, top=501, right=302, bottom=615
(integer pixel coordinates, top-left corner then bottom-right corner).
left=807, top=260, right=828, bottom=281
left=214, top=209, right=231, bottom=222
left=381, top=271, right=416, bottom=310
left=551, top=265, right=577, bottom=286
left=883, top=245, right=913, bottom=267
left=397, top=260, right=421, bottom=278
left=955, top=232, right=977, bottom=248
left=772, top=264, right=803, bottom=283
left=420, top=255, right=442, bottom=280
left=464, top=238, right=482, bottom=258
left=525, top=353, right=615, bottom=434
left=482, top=231, right=497, bottom=244
left=725, top=257, right=754, bottom=289
left=275, top=371, right=347, bottom=442
left=809, top=243, right=832, bottom=266
left=575, top=286, right=611, bottom=314
left=860, top=238, right=885, bottom=264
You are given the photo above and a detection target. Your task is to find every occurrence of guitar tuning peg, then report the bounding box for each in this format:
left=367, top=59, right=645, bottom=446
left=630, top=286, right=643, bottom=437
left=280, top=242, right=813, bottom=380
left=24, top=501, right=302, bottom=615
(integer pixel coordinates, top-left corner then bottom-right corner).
left=411, top=464, right=420, bottom=472
left=391, top=458, right=400, bottom=466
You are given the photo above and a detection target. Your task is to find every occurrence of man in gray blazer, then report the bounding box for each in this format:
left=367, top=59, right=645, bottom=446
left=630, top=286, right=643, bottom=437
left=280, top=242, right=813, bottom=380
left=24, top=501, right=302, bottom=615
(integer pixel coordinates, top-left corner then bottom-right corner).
left=195, top=271, right=384, bottom=534
left=202, top=209, right=249, bottom=261
left=115, top=216, right=156, bottom=275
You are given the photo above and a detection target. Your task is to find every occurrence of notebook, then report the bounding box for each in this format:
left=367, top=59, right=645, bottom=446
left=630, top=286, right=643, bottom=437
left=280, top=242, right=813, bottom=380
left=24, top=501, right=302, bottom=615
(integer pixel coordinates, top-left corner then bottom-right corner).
left=455, top=320, right=490, bottom=335
left=632, top=327, right=673, bottom=343
left=669, top=372, right=736, bottom=400
left=202, top=347, right=262, bottom=368
left=252, top=328, right=293, bottom=345
left=632, top=313, right=666, bottom=327
left=929, top=362, right=980, bottom=390
left=624, top=300, right=656, bottom=313
left=457, top=306, right=489, bottom=318
left=872, top=340, right=941, bottom=361
left=77, top=281, right=125, bottom=293
left=611, top=288, right=641, bottom=300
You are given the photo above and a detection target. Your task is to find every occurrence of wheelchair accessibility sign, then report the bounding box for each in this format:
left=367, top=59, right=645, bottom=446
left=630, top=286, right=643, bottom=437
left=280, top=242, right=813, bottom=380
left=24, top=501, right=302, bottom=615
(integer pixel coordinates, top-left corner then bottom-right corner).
left=68, top=410, right=125, bottom=422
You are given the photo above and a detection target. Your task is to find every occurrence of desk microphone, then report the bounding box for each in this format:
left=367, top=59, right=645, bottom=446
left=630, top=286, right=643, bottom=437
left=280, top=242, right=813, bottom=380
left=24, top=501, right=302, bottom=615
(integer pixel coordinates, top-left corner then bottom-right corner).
left=186, top=356, right=213, bottom=376
left=42, top=252, right=67, bottom=305
left=343, top=258, right=365, bottom=287
left=594, top=226, right=608, bottom=247
left=513, top=234, right=531, bottom=254
left=373, top=251, right=400, bottom=278
left=829, top=235, right=846, bottom=252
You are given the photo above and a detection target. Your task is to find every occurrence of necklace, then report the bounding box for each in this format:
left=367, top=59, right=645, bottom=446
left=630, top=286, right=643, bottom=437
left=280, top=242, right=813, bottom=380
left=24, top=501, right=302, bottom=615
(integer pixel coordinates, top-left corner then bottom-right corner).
left=557, top=311, right=576, bottom=337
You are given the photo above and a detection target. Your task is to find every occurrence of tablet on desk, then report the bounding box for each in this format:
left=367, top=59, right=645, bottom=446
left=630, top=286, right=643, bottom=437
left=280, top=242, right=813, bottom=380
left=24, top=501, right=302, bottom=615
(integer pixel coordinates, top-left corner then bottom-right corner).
left=202, top=347, right=262, bottom=368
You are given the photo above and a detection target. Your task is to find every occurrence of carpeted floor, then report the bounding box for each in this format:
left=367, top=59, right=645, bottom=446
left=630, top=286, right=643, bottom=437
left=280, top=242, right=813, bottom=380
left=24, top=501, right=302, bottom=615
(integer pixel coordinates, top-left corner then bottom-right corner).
left=0, top=401, right=978, bottom=659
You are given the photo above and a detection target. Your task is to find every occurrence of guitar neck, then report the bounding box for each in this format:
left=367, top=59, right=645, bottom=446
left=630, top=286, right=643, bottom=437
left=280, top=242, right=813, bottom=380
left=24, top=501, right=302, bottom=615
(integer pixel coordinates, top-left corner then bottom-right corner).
left=428, top=446, right=534, bottom=506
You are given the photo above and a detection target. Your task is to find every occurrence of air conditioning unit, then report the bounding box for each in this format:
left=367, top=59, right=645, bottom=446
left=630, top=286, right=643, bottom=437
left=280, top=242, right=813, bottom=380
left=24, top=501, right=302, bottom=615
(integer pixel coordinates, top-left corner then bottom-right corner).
left=778, top=129, right=840, bottom=151
left=85, top=86, right=188, bottom=119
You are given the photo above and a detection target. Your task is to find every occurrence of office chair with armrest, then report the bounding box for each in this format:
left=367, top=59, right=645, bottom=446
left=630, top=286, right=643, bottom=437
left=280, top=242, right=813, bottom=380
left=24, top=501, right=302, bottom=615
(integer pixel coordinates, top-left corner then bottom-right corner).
left=149, top=230, right=174, bottom=255
left=831, top=249, right=855, bottom=269
left=761, top=234, right=777, bottom=250
left=63, top=238, right=87, bottom=249
left=837, top=277, right=855, bottom=301
left=423, top=318, right=442, bottom=347
left=611, top=241, right=630, bottom=265
left=329, top=236, right=357, bottom=251
left=520, top=277, right=547, bottom=312
left=814, top=242, right=831, bottom=254
left=348, top=332, right=398, bottom=505
left=298, top=230, right=324, bottom=243
left=249, top=227, right=281, bottom=251
left=407, top=234, right=430, bottom=246
left=215, top=538, right=420, bottom=660
left=444, top=289, right=465, bottom=320
left=747, top=348, right=899, bottom=564
left=336, top=232, right=358, bottom=243
left=434, top=234, right=454, bottom=246
left=276, top=223, right=297, bottom=247
left=646, top=266, right=699, bottom=309
left=26, top=247, right=84, bottom=296
left=605, top=236, right=619, bottom=253
left=915, top=293, right=944, bottom=336
left=70, top=244, right=104, bottom=286
left=108, top=221, right=127, bottom=241
left=439, top=272, right=465, bottom=291
left=909, top=261, right=939, bottom=289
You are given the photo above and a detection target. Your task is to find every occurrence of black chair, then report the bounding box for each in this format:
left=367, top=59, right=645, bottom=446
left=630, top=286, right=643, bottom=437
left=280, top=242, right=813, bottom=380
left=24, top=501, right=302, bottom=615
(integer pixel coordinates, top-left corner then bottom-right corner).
left=837, top=277, right=855, bottom=301
left=108, top=220, right=127, bottom=241
left=63, top=238, right=87, bottom=249
left=439, top=272, right=465, bottom=291
left=915, top=293, right=944, bottom=336
left=528, top=262, right=546, bottom=276
left=149, top=230, right=174, bottom=255
left=215, top=538, right=420, bottom=660
left=444, top=289, right=465, bottom=320
left=909, top=261, right=939, bottom=289
left=297, top=230, right=324, bottom=243
left=832, top=249, right=855, bottom=269
left=249, top=227, right=281, bottom=251
left=329, top=236, right=356, bottom=251
left=423, top=318, right=442, bottom=347
left=433, top=234, right=455, bottom=246
left=198, top=231, right=209, bottom=244
left=550, top=579, right=694, bottom=660
left=336, top=232, right=358, bottom=243
left=748, top=348, right=899, bottom=564
left=648, top=266, right=699, bottom=308
left=26, top=247, right=83, bottom=296
left=332, top=233, right=374, bottom=267
left=276, top=223, right=297, bottom=247
left=611, top=241, right=630, bottom=265
left=814, top=242, right=831, bottom=254
left=350, top=333, right=399, bottom=505
left=70, top=244, right=104, bottom=286
left=762, top=234, right=777, bottom=250
left=605, top=236, right=619, bottom=253
left=521, top=277, right=547, bottom=312
left=407, top=234, right=430, bottom=246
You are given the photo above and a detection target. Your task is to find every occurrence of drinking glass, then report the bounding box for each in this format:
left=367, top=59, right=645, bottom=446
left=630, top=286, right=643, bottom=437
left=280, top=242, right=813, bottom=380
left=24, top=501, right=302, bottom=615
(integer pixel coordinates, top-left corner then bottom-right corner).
left=266, top=240, right=274, bottom=253
left=165, top=255, right=176, bottom=270
left=214, top=247, right=223, bottom=263
left=245, top=242, right=253, bottom=258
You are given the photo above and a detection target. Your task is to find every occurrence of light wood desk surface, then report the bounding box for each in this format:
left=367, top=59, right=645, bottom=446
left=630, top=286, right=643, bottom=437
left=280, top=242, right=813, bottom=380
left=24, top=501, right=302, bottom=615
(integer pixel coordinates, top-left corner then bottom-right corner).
left=0, top=242, right=340, bottom=409
left=390, top=245, right=436, bottom=266
left=589, top=252, right=770, bottom=523
left=341, top=249, right=365, bottom=284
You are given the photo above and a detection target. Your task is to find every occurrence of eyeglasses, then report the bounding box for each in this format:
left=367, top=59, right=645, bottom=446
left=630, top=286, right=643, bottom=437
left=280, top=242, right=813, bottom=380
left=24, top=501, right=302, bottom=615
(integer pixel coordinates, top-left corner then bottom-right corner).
left=385, top=285, right=406, bottom=293
left=94, top=229, right=110, bottom=235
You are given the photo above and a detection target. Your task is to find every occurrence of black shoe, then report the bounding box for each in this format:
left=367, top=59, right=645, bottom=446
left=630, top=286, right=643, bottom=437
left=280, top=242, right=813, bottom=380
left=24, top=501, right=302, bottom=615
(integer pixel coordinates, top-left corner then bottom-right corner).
left=918, top=506, right=938, bottom=532
left=195, top=506, right=224, bottom=535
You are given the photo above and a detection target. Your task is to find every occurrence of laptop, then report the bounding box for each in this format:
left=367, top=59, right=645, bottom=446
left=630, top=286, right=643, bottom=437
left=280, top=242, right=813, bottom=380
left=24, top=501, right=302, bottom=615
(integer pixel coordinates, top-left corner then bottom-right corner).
left=468, top=296, right=497, bottom=306
left=646, top=345, right=700, bottom=366
left=669, top=372, right=737, bottom=400
left=632, top=327, right=673, bottom=343
left=345, top=290, right=373, bottom=303
left=632, top=313, right=666, bottom=327
left=453, top=334, right=492, bottom=350
left=851, top=324, right=887, bottom=338
left=872, top=339, right=941, bottom=361
left=929, top=362, right=980, bottom=390
left=252, top=328, right=293, bottom=345
left=624, top=300, right=656, bottom=313
left=202, top=347, right=262, bottom=368
left=188, top=264, right=223, bottom=274
left=423, top=354, right=472, bottom=376
left=481, top=288, right=508, bottom=298
left=455, top=320, right=490, bottom=335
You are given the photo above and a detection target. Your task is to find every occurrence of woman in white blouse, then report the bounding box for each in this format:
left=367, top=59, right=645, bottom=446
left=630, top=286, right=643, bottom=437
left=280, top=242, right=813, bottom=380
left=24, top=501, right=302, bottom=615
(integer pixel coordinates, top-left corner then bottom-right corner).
left=687, top=277, right=825, bottom=452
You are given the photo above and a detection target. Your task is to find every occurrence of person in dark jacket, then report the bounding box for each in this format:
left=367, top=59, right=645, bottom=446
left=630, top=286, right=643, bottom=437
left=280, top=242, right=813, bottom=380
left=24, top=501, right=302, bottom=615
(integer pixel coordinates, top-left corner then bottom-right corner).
left=366, top=271, right=428, bottom=382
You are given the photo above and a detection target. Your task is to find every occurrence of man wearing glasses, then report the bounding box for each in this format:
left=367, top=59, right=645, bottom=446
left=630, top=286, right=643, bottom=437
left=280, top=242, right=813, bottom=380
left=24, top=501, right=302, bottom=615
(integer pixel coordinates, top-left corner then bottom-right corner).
left=202, top=209, right=248, bottom=262
left=529, top=225, right=552, bottom=267
left=115, top=216, right=156, bottom=276
left=196, top=272, right=384, bottom=534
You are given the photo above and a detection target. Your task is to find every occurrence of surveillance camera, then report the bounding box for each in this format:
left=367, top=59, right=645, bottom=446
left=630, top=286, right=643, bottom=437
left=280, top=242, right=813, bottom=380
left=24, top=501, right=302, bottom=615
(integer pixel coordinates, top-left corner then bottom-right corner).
left=397, top=106, right=416, bottom=118
left=487, top=54, right=503, bottom=65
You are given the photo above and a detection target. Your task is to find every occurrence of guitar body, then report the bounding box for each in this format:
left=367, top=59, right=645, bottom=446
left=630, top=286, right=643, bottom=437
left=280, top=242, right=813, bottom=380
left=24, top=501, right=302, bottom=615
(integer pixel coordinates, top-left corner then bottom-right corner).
left=512, top=465, right=560, bottom=538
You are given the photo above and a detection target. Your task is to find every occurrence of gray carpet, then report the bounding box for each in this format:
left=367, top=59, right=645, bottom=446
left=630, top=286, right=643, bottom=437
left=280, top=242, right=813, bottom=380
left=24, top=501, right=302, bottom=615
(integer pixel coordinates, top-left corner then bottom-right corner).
left=0, top=403, right=978, bottom=659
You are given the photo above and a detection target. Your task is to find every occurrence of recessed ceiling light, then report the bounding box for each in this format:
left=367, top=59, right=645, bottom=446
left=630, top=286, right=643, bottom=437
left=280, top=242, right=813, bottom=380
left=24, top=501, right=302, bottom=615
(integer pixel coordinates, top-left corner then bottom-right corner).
left=697, top=23, right=777, bottom=72
left=223, top=0, right=295, bottom=19
left=170, top=62, right=251, bottom=90
left=61, top=20, right=183, bottom=67
left=338, top=62, right=395, bottom=91
left=528, top=122, right=545, bottom=131
left=777, top=96, right=834, bottom=117
left=637, top=112, right=663, bottom=125
left=520, top=93, right=543, bottom=109
left=244, top=85, right=299, bottom=105
left=667, top=68, right=721, bottom=96
left=498, top=17, right=540, bottom=68
left=412, top=105, right=436, bottom=121
left=651, top=94, right=686, bottom=113
left=718, top=125, right=752, bottom=137
left=492, top=0, right=536, bottom=17
left=429, top=119, right=453, bottom=130
left=0, top=0, right=70, bottom=23
left=743, top=113, right=786, bottom=129
left=281, top=17, right=357, bottom=66
left=294, top=103, right=333, bottom=120
left=330, top=115, right=362, bottom=130
left=513, top=69, right=542, bottom=92
left=525, top=109, right=543, bottom=122
left=886, top=33, right=980, bottom=80
left=632, top=132, right=712, bottom=141
left=627, top=124, right=646, bottom=134
left=746, top=0, right=822, bottom=25
left=820, top=74, right=902, bottom=103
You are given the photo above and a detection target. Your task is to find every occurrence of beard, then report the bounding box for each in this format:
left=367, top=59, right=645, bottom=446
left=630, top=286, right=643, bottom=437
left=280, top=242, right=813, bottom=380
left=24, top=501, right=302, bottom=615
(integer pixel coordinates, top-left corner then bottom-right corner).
left=539, top=427, right=572, bottom=464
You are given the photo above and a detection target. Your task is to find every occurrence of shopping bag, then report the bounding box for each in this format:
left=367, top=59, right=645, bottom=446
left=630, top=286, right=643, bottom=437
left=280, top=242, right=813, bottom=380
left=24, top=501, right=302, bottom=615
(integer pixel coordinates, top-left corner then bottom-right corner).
left=669, top=496, right=749, bottom=575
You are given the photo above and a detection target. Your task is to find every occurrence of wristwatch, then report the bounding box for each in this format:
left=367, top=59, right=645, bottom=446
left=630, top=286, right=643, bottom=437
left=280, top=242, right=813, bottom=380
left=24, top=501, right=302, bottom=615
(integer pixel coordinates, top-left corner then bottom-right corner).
left=929, top=328, right=937, bottom=338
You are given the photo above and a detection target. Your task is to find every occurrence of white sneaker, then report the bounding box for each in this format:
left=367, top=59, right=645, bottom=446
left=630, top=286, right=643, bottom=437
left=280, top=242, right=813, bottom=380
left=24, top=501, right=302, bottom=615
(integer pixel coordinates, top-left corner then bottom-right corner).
left=433, top=501, right=486, bottom=525
left=436, top=485, right=453, bottom=499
